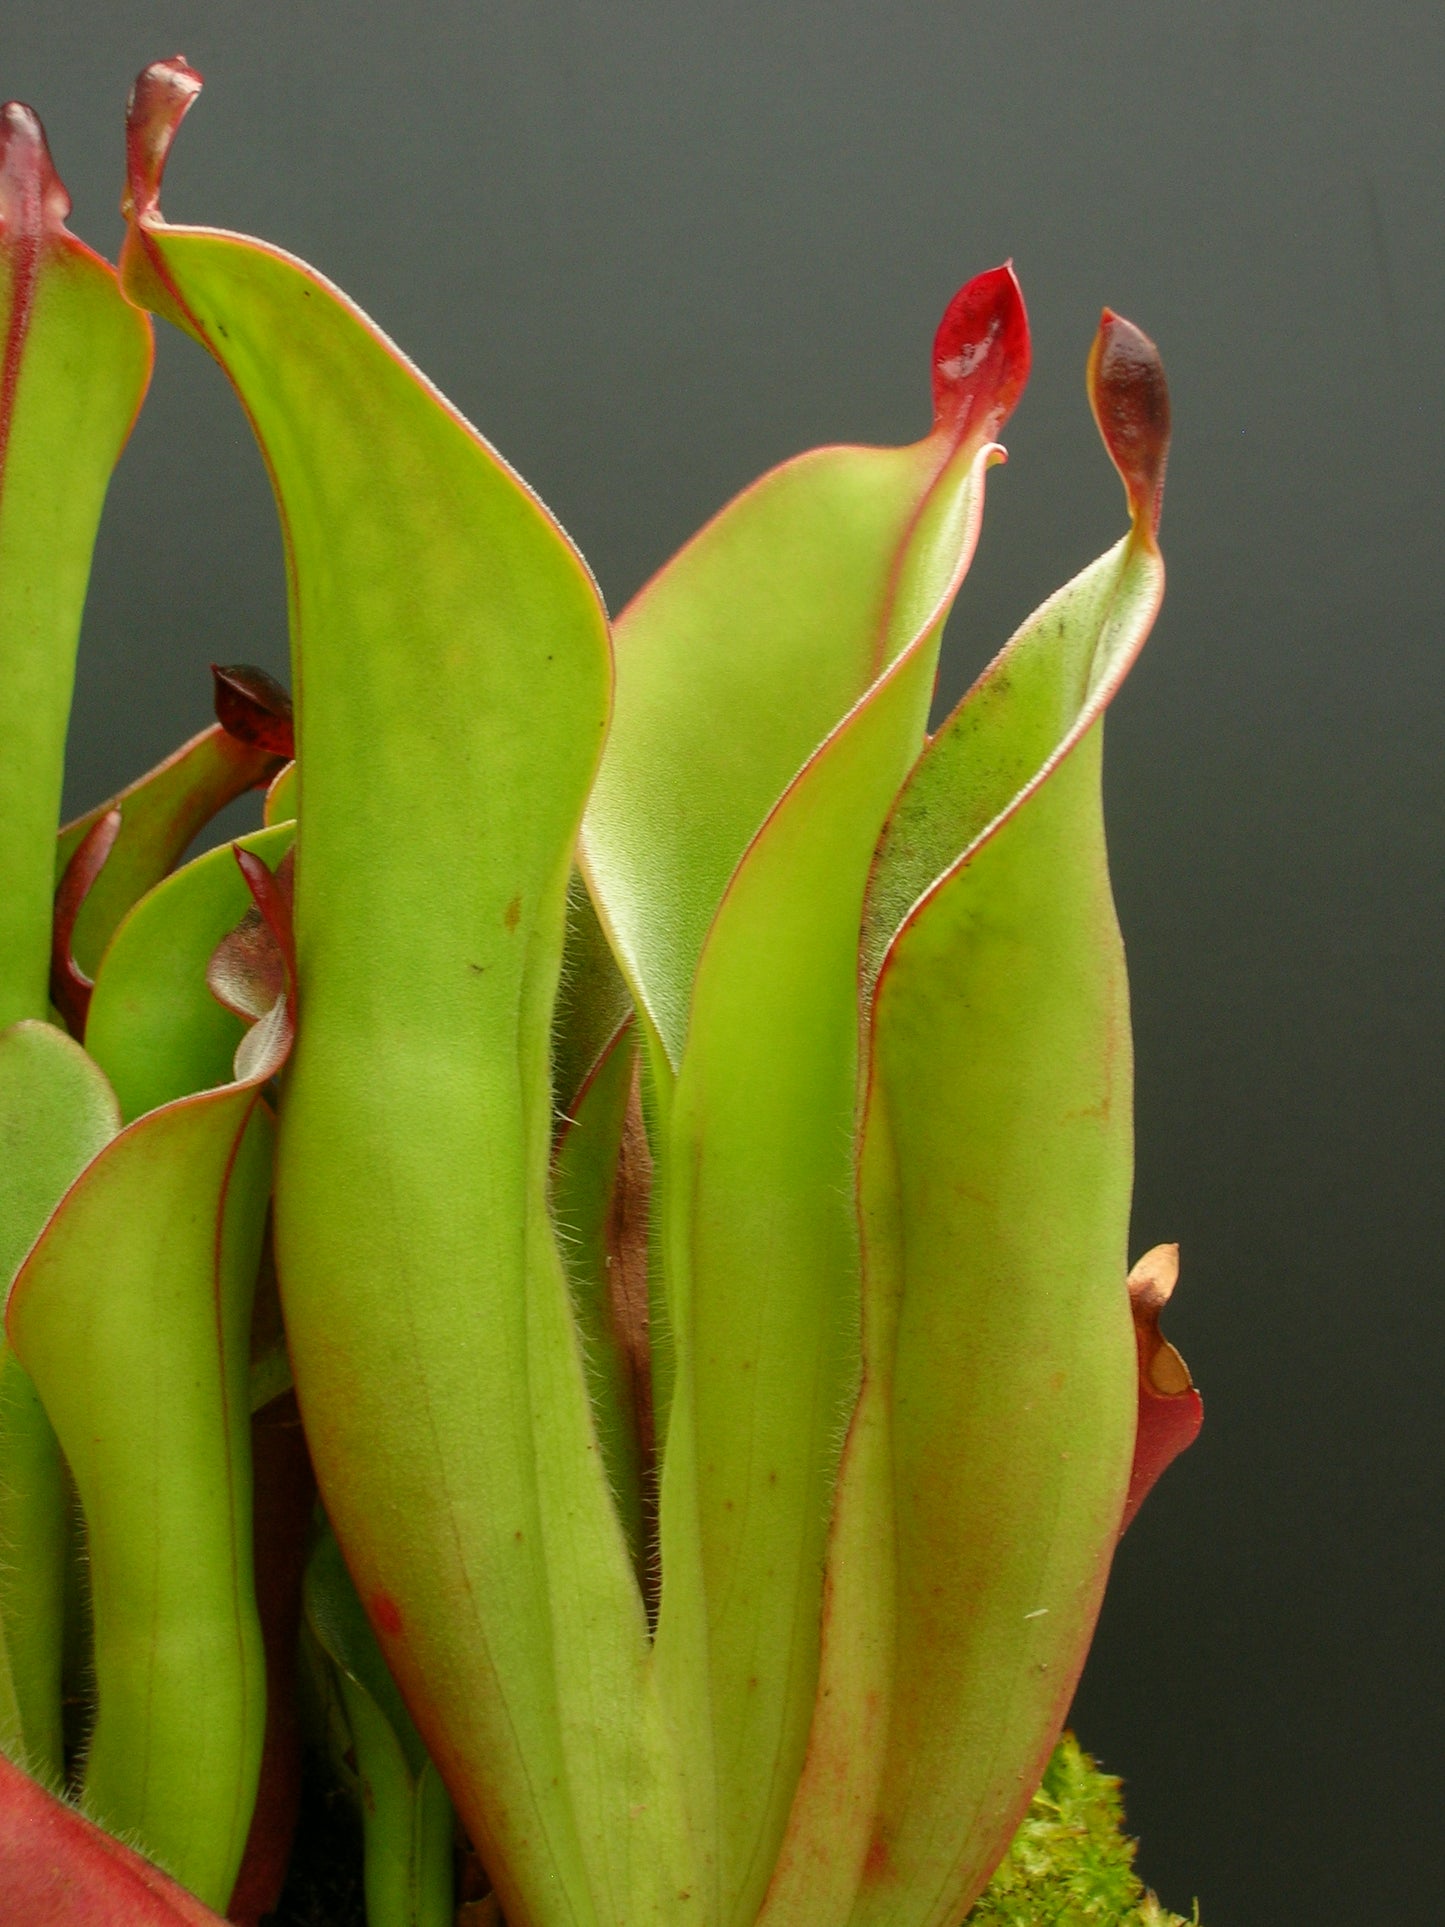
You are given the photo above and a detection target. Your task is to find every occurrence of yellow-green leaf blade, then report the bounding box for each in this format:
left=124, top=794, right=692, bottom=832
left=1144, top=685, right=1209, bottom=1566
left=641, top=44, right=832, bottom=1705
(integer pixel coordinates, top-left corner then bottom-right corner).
left=58, top=719, right=282, bottom=979
left=0, top=1019, right=120, bottom=1778
left=581, top=266, right=1030, bottom=1073
left=121, top=59, right=694, bottom=1927
left=582, top=441, right=930, bottom=1065
left=0, top=105, right=152, bottom=1028
left=651, top=272, right=1029, bottom=1927
left=85, top=824, right=294, bottom=1123
left=7, top=1085, right=274, bottom=1907
left=795, top=312, right=1171, bottom=1927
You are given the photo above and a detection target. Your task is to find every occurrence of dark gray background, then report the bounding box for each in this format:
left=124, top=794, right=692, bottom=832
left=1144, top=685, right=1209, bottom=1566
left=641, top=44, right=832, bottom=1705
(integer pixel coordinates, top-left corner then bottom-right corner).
left=7, top=4, right=1442, bottom=1920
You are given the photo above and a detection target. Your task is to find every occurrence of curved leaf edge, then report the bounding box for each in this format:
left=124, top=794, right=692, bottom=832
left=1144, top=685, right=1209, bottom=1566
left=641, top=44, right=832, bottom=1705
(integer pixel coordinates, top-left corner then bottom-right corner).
left=119, top=57, right=610, bottom=656
left=0, top=98, right=155, bottom=489
left=579, top=265, right=1028, bottom=1073
left=861, top=309, right=1171, bottom=1015
left=1120, top=1243, right=1203, bottom=1536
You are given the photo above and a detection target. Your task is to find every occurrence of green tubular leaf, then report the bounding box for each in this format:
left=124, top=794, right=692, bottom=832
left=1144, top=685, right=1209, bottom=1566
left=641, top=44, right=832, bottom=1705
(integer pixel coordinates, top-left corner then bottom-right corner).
left=653, top=603, right=954, bottom=1922
left=304, top=1527, right=455, bottom=1927
left=581, top=264, right=1028, bottom=1077
left=249, top=836, right=625, bottom=1127
left=644, top=273, right=1028, bottom=1927
left=0, top=105, right=152, bottom=1030
left=6, top=953, right=295, bottom=1905
left=304, top=1526, right=431, bottom=1793
left=854, top=731, right=1136, bottom=1927
left=58, top=723, right=283, bottom=978
left=122, top=60, right=694, bottom=1927
left=767, top=313, right=1172, bottom=1927
left=0, top=1020, right=120, bottom=1778
left=7, top=1089, right=274, bottom=1905
left=85, top=823, right=295, bottom=1122
left=581, top=437, right=931, bottom=1071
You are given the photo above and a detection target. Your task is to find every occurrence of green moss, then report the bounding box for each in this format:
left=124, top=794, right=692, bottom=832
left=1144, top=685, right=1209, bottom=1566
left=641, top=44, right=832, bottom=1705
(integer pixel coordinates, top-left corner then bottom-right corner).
left=966, top=1735, right=1199, bottom=1926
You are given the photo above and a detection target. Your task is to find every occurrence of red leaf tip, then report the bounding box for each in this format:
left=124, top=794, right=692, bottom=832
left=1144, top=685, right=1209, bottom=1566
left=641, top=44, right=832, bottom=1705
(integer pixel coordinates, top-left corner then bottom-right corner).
left=212, top=663, right=295, bottom=760
left=124, top=56, right=203, bottom=226
left=1120, top=1243, right=1202, bottom=1535
left=233, top=846, right=296, bottom=1000
left=1088, top=308, right=1170, bottom=536
left=50, top=808, right=122, bottom=1038
left=215, top=847, right=297, bottom=1083
left=0, top=102, right=71, bottom=239
left=931, top=262, right=1031, bottom=445
left=1127, top=1239, right=1179, bottom=1321
left=1, top=104, right=72, bottom=513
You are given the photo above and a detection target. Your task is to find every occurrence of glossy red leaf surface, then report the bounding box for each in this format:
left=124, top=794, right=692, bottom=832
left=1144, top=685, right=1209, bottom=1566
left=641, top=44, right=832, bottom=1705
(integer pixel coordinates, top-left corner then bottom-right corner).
left=211, top=663, right=295, bottom=761
left=929, top=262, right=1031, bottom=441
